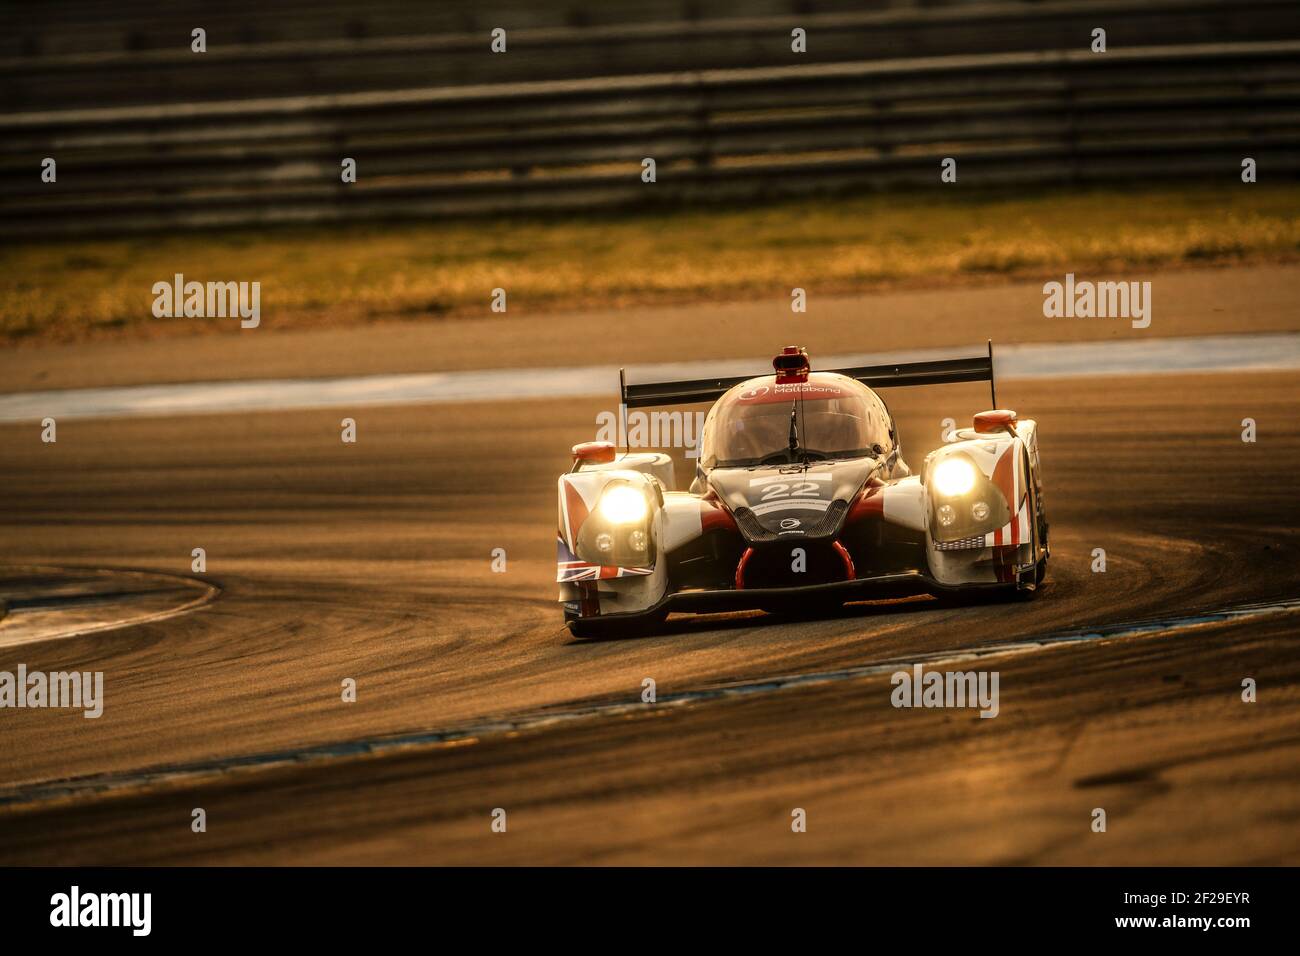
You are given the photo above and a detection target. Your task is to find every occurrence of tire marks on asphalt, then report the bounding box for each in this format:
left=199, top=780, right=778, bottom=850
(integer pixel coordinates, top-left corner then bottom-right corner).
left=2, top=595, right=1294, bottom=810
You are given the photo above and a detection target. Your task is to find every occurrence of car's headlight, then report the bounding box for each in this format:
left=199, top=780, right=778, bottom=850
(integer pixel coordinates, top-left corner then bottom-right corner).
left=597, top=485, right=648, bottom=524
left=933, top=457, right=977, bottom=497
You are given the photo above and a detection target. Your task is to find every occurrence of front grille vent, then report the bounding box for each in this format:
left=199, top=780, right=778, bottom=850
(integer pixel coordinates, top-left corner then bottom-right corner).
left=935, top=535, right=987, bottom=551
left=733, top=499, right=849, bottom=542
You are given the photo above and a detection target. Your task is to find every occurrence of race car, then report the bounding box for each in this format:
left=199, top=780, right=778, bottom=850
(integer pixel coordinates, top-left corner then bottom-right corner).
left=556, top=344, right=1049, bottom=637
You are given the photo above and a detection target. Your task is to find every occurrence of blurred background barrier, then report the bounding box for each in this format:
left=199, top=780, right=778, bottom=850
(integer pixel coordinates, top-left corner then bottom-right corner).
left=3, top=0, right=1296, bottom=108
left=1, top=0, right=1297, bottom=238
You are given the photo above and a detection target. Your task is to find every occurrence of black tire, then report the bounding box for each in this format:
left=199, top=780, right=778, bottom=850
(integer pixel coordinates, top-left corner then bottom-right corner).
left=1006, top=557, right=1048, bottom=601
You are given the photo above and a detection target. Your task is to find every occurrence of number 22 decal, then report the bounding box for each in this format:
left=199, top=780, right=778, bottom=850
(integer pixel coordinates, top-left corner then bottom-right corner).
left=761, top=481, right=822, bottom=501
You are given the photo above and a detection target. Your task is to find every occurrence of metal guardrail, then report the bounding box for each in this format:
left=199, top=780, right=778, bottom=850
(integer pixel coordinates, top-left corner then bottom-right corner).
left=2, top=0, right=1296, bottom=109
left=2, top=41, right=1298, bottom=238
left=0, top=1, right=983, bottom=58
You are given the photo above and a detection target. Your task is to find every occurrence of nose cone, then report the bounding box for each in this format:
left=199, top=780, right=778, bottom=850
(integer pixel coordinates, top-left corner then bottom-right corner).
left=708, top=458, right=876, bottom=542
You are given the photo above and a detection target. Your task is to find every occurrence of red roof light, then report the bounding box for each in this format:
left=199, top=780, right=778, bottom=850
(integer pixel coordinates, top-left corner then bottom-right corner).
left=773, top=346, right=810, bottom=383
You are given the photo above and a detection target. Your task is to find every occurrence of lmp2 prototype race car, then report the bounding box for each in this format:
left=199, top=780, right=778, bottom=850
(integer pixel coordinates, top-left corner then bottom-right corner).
left=556, top=345, right=1049, bottom=637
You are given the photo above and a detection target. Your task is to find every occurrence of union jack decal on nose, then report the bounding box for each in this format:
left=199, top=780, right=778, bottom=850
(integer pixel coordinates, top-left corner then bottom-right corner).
left=557, top=536, right=653, bottom=582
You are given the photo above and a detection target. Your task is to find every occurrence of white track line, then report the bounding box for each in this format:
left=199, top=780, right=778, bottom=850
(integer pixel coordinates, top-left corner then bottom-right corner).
left=1, top=333, right=1298, bottom=424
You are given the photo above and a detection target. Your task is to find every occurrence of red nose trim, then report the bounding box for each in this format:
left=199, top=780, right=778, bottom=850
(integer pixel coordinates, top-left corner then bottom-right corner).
left=734, top=547, right=755, bottom=590
left=701, top=500, right=739, bottom=534
left=832, top=541, right=857, bottom=580
left=845, top=484, right=884, bottom=525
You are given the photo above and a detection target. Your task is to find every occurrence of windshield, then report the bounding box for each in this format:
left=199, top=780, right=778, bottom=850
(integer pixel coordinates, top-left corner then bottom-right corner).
left=701, top=374, right=894, bottom=470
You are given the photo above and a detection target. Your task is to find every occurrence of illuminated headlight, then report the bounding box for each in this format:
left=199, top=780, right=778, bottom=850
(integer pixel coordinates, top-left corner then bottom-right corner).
left=933, top=457, right=977, bottom=497
left=971, top=500, right=990, bottom=521
left=628, top=529, right=648, bottom=552
left=937, top=504, right=956, bottom=526
left=597, top=485, right=648, bottom=525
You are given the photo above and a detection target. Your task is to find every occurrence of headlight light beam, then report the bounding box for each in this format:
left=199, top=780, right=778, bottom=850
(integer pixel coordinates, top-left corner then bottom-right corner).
left=597, top=485, right=649, bottom=525
left=932, top=457, right=977, bottom=497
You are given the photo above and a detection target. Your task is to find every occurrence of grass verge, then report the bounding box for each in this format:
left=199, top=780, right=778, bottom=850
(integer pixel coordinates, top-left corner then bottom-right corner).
left=3, top=182, right=1299, bottom=345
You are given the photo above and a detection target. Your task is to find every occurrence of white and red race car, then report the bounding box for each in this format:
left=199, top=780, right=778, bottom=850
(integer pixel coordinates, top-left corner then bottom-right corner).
left=557, top=345, right=1049, bottom=637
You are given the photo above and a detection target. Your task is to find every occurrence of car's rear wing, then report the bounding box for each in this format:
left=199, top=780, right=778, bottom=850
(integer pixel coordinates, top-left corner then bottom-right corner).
left=622, top=340, right=997, bottom=409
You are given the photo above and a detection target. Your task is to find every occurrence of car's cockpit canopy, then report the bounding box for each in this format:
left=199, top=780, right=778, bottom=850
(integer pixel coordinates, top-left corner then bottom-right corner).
left=700, top=372, right=895, bottom=471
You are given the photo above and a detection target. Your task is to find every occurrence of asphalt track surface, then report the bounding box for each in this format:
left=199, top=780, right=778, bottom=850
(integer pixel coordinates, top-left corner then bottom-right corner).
left=1, top=267, right=1298, bottom=864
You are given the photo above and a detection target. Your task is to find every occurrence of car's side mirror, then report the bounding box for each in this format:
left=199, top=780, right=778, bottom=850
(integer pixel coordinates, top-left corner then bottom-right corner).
left=571, top=441, right=616, bottom=467
left=974, top=409, right=1017, bottom=434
